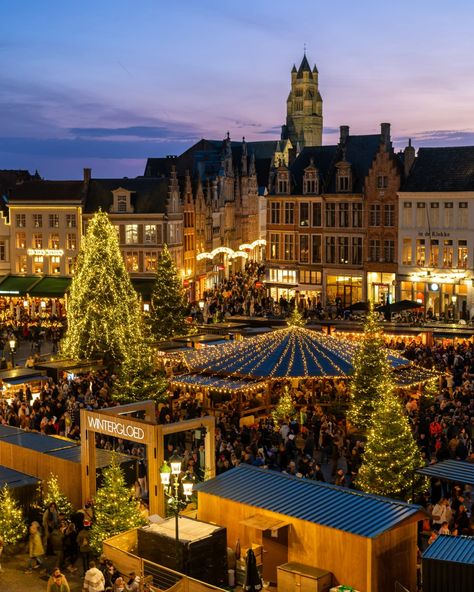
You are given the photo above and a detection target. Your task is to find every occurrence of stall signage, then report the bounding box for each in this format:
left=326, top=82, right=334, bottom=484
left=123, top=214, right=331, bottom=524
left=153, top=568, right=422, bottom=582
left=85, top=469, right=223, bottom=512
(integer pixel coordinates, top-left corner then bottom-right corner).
left=87, top=416, right=145, bottom=441
left=27, top=249, right=64, bottom=256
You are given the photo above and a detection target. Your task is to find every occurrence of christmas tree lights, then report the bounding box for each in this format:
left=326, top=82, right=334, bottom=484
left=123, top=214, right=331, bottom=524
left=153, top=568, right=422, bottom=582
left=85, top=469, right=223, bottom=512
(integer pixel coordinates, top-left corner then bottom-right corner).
left=0, top=485, right=26, bottom=545
left=89, top=455, right=145, bottom=554
left=272, top=385, right=295, bottom=423
left=347, top=304, right=392, bottom=431
left=149, top=244, right=189, bottom=341
left=41, top=473, right=74, bottom=517
left=355, top=387, right=426, bottom=502
left=61, top=210, right=144, bottom=370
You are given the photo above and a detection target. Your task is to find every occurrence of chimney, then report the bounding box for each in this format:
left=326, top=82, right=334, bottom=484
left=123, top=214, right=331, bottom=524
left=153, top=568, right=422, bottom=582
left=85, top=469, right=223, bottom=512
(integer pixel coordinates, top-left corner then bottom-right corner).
left=380, top=123, right=391, bottom=144
left=339, top=125, right=349, bottom=145
left=83, top=168, right=91, bottom=183
left=404, top=139, right=416, bottom=177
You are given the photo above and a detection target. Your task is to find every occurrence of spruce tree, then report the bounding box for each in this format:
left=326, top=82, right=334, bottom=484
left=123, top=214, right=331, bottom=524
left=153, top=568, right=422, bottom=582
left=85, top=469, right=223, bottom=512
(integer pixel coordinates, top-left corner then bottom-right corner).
left=347, top=304, right=390, bottom=431
left=0, top=485, right=27, bottom=545
left=272, top=386, right=295, bottom=424
left=89, top=455, right=145, bottom=554
left=355, top=387, right=426, bottom=501
left=286, top=307, right=306, bottom=328
left=61, top=210, right=144, bottom=369
left=41, top=473, right=74, bottom=517
left=149, top=244, right=188, bottom=341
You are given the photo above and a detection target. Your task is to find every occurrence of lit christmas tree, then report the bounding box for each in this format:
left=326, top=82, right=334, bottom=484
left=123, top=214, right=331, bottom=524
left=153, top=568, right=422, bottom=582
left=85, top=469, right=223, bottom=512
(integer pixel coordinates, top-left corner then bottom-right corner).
left=286, top=307, right=306, bottom=328
left=272, top=386, right=295, bottom=424
left=347, top=303, right=390, bottom=431
left=61, top=210, right=144, bottom=369
left=89, top=455, right=145, bottom=554
left=0, top=485, right=27, bottom=545
left=149, top=244, right=189, bottom=341
left=41, top=473, right=74, bottom=517
left=355, top=387, right=426, bottom=502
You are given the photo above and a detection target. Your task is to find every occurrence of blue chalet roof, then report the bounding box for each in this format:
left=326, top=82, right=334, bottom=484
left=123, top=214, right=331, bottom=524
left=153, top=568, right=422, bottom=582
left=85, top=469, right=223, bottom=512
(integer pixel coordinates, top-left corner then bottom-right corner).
left=0, top=465, right=39, bottom=489
left=188, top=325, right=408, bottom=379
left=422, top=535, right=474, bottom=565
left=195, top=465, right=423, bottom=539
left=417, top=460, right=474, bottom=486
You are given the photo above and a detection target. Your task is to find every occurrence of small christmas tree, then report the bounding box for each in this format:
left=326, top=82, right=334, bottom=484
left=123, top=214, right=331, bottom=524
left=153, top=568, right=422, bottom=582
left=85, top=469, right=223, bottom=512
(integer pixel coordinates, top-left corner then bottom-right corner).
left=89, top=455, right=145, bottom=553
left=149, top=244, right=189, bottom=341
left=41, top=473, right=74, bottom=517
left=347, top=303, right=391, bottom=431
left=272, top=386, right=295, bottom=424
left=286, top=307, right=306, bottom=328
left=355, top=388, right=426, bottom=502
left=0, top=485, right=27, bottom=546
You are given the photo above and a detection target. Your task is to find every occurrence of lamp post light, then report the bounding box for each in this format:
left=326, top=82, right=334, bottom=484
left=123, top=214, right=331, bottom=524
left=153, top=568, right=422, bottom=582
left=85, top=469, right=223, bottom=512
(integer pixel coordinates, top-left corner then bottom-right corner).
left=160, top=453, right=194, bottom=571
left=9, top=338, right=16, bottom=368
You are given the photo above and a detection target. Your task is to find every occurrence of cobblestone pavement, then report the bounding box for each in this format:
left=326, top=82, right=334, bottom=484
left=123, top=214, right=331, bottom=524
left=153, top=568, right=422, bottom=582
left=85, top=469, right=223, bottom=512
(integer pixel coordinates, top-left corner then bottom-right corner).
left=1, top=549, right=83, bottom=592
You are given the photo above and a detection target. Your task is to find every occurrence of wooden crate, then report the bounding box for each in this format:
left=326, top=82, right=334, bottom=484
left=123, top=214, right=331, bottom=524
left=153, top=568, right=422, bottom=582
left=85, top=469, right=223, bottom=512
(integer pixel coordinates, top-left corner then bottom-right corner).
left=278, top=562, right=332, bottom=592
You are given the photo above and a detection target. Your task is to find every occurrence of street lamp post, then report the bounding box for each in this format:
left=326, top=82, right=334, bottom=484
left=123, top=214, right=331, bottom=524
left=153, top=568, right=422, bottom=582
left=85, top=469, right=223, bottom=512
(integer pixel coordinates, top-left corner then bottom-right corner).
left=9, top=338, right=16, bottom=368
left=160, top=452, right=194, bottom=572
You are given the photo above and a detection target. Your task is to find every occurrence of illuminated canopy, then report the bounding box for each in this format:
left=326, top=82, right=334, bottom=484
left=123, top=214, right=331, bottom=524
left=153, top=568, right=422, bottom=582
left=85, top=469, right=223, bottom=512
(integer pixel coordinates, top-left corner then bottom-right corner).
left=196, top=246, right=249, bottom=261
left=239, top=239, right=267, bottom=251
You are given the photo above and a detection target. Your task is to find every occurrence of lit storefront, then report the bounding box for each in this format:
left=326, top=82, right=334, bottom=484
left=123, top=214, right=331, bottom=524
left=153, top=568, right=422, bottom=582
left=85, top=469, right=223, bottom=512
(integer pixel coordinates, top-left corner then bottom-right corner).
left=266, top=267, right=298, bottom=300
left=367, top=272, right=396, bottom=305
left=398, top=271, right=471, bottom=320
left=325, top=274, right=363, bottom=307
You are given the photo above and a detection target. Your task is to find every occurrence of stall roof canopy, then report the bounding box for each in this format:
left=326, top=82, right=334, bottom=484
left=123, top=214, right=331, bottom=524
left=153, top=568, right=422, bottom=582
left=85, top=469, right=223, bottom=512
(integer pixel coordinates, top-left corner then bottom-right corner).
left=422, top=534, right=474, bottom=565
left=416, top=460, right=474, bottom=486
left=0, top=426, right=75, bottom=453
left=0, top=275, right=40, bottom=295
left=29, top=276, right=71, bottom=297
left=47, top=446, right=133, bottom=468
left=195, top=465, right=424, bottom=539
left=170, top=374, right=263, bottom=392
left=0, top=368, right=47, bottom=384
left=187, top=325, right=408, bottom=379
left=0, top=465, right=40, bottom=489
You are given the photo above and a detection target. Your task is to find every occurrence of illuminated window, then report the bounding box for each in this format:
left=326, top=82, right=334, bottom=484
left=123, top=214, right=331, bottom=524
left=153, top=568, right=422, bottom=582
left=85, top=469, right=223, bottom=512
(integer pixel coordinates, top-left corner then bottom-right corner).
left=269, top=234, right=280, bottom=259
left=50, top=234, right=60, bottom=249
left=429, top=240, right=439, bottom=267
left=66, top=214, right=76, bottom=228
left=457, top=240, right=468, bottom=269
left=16, top=232, right=26, bottom=249
left=0, top=241, right=5, bottom=261
left=67, top=257, right=76, bottom=275
left=33, top=214, right=42, bottom=228
left=51, top=256, right=61, bottom=274
left=16, top=214, right=26, bottom=227
left=33, top=256, right=44, bottom=274
left=299, top=235, right=309, bottom=263
left=402, top=238, right=412, bottom=265
left=49, top=214, right=59, bottom=228
left=32, top=233, right=43, bottom=249
left=125, top=251, right=139, bottom=272
left=283, top=234, right=294, bottom=260
left=144, top=252, right=158, bottom=272
left=17, top=255, right=27, bottom=273
left=66, top=233, right=76, bottom=250
left=443, top=240, right=453, bottom=267
left=144, top=225, right=157, bottom=243
left=125, top=224, right=139, bottom=244
left=416, top=239, right=426, bottom=266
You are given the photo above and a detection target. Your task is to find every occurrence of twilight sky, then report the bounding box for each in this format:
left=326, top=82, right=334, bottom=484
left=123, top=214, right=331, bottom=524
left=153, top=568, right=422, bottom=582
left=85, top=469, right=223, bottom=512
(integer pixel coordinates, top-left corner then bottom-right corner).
left=1, top=0, right=474, bottom=179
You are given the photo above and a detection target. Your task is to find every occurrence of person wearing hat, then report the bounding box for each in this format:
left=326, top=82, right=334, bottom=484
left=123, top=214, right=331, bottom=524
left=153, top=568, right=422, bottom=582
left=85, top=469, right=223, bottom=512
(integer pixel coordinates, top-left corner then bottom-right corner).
left=47, top=566, right=70, bottom=592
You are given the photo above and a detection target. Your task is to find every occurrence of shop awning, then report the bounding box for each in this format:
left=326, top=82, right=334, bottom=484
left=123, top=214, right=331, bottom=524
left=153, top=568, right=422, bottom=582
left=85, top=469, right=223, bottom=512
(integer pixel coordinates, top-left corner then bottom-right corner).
left=132, top=278, right=155, bottom=300
left=0, top=275, right=41, bottom=295
left=0, top=368, right=48, bottom=383
left=416, top=460, right=474, bottom=486
left=170, top=373, right=263, bottom=393
left=28, top=276, right=71, bottom=297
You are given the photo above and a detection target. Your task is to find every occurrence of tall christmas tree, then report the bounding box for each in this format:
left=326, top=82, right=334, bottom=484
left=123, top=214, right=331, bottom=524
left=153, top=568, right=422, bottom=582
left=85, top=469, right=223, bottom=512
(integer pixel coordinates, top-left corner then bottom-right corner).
left=0, top=485, right=27, bottom=545
left=89, top=455, right=145, bottom=554
left=347, top=304, right=391, bottom=431
left=41, top=473, right=74, bottom=517
left=61, top=210, right=144, bottom=370
left=149, top=244, right=189, bottom=341
left=272, top=386, right=295, bottom=424
left=355, top=387, right=426, bottom=501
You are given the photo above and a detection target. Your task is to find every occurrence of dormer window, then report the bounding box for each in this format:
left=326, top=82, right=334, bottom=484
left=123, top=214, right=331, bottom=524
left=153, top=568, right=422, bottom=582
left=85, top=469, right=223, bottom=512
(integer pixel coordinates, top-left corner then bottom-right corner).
left=111, top=188, right=134, bottom=213
left=276, top=170, right=289, bottom=194
left=336, top=165, right=352, bottom=192
left=303, top=172, right=319, bottom=194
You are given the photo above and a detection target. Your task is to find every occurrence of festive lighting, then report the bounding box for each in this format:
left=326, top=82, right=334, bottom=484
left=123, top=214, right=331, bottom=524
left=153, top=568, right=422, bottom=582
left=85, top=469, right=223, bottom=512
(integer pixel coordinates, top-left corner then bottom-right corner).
left=40, top=473, right=73, bottom=518
left=89, top=455, right=146, bottom=554
left=196, top=246, right=249, bottom=261
left=0, top=484, right=27, bottom=545
left=239, top=239, right=267, bottom=250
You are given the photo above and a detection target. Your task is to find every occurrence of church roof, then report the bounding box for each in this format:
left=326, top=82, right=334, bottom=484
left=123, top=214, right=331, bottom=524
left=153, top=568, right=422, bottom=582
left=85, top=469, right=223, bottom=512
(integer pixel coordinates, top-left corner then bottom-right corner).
left=297, top=54, right=312, bottom=78
left=403, top=146, right=474, bottom=192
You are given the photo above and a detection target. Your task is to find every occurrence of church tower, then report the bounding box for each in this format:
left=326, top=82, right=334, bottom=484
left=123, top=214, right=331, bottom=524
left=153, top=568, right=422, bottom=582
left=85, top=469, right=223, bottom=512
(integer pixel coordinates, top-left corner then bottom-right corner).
left=281, top=54, right=323, bottom=148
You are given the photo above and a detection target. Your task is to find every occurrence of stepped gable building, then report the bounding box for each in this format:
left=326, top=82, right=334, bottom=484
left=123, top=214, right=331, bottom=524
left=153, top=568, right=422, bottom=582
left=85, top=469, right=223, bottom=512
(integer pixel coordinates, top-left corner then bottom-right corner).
left=397, top=146, right=474, bottom=320
left=266, top=123, right=404, bottom=307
